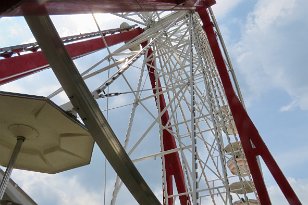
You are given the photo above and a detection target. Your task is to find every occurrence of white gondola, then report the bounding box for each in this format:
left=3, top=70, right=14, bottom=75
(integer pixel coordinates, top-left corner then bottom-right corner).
left=227, top=156, right=250, bottom=176
left=225, top=142, right=251, bottom=176
left=120, top=22, right=141, bottom=51
left=230, top=181, right=255, bottom=194
left=233, top=199, right=259, bottom=205
left=220, top=105, right=238, bottom=135
left=224, top=141, right=242, bottom=154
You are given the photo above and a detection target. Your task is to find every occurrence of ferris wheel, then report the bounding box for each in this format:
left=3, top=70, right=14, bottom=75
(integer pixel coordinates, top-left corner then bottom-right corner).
left=0, top=1, right=302, bottom=205
left=102, top=11, right=259, bottom=205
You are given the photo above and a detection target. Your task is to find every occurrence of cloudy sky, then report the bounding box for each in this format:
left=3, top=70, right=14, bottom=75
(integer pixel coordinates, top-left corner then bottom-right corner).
left=215, top=0, right=308, bottom=203
left=0, top=0, right=308, bottom=204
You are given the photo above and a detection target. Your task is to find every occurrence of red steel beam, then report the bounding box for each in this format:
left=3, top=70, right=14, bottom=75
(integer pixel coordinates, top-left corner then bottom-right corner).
left=143, top=43, right=191, bottom=205
left=0, top=0, right=216, bottom=16
left=197, top=6, right=302, bottom=205
left=0, top=28, right=143, bottom=85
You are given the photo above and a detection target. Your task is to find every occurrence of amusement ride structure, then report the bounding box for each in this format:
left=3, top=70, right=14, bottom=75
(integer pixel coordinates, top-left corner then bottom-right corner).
left=0, top=0, right=303, bottom=205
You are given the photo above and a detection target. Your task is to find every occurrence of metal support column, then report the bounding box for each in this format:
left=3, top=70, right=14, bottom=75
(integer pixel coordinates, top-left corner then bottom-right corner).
left=0, top=137, right=25, bottom=199
left=197, top=6, right=302, bottom=205
left=24, top=14, right=160, bottom=205
left=142, top=42, right=190, bottom=205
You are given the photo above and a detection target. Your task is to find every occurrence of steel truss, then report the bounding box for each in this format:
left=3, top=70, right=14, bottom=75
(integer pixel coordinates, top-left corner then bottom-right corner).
left=0, top=2, right=302, bottom=205
left=91, top=11, right=260, bottom=205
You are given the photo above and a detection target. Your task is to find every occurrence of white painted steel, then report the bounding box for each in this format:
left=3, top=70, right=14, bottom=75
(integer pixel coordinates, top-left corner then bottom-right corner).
left=43, top=10, right=260, bottom=205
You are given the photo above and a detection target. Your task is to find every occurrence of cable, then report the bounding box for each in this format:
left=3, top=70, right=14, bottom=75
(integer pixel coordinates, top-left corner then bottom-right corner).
left=92, top=13, right=109, bottom=205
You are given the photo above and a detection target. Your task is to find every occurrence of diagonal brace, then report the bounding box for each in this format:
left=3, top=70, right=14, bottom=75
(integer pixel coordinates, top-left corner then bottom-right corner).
left=24, top=14, right=160, bottom=205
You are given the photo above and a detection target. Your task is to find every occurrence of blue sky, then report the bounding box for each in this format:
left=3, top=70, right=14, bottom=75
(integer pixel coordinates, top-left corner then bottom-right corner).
left=214, top=0, right=308, bottom=203
left=0, top=0, right=308, bottom=204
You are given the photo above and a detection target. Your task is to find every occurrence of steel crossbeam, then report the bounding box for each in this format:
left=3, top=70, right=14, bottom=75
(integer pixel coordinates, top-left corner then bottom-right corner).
left=0, top=28, right=143, bottom=85
left=0, top=25, right=137, bottom=58
left=0, top=0, right=216, bottom=16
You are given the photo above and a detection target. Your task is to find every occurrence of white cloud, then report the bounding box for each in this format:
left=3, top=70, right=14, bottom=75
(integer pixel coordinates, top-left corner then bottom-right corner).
left=233, top=0, right=308, bottom=110
left=280, top=99, right=298, bottom=112
left=10, top=168, right=163, bottom=205
left=0, top=69, right=69, bottom=104
left=275, top=146, right=308, bottom=170
left=212, top=0, right=243, bottom=18
left=11, top=170, right=104, bottom=205
left=0, top=81, right=27, bottom=94
left=268, top=178, right=308, bottom=204
left=51, top=14, right=127, bottom=37
left=0, top=17, right=33, bottom=47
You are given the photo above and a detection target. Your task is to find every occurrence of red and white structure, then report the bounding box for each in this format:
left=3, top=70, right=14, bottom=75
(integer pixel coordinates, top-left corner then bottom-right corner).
left=0, top=1, right=302, bottom=205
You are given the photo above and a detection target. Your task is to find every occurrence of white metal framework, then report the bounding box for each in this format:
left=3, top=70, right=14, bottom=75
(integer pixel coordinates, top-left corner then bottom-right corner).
left=39, top=10, right=259, bottom=205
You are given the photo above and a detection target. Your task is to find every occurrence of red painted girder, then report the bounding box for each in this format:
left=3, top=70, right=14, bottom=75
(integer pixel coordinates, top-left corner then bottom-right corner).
left=0, top=28, right=143, bottom=85
left=0, top=0, right=216, bottom=16
left=0, top=26, right=136, bottom=58
left=143, top=44, right=191, bottom=205
left=197, top=6, right=302, bottom=205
